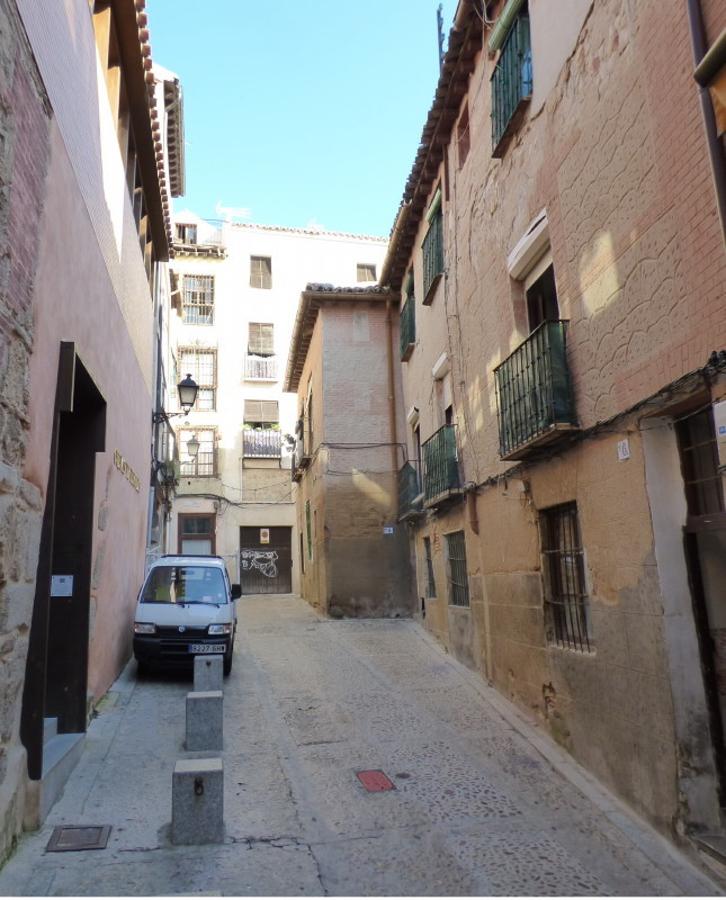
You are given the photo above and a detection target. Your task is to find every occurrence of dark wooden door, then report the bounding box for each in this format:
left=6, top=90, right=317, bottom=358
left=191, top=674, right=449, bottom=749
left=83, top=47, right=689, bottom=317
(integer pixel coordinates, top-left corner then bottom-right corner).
left=239, top=526, right=292, bottom=594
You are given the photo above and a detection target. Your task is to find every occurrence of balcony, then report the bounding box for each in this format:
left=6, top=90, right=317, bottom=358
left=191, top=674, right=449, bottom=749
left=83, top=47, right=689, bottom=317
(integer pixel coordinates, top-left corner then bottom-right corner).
left=243, top=428, right=281, bottom=459
left=400, top=296, right=416, bottom=361
left=491, top=14, right=532, bottom=157
left=398, top=461, right=423, bottom=520
left=422, top=208, right=443, bottom=304
left=494, top=320, right=578, bottom=460
left=244, top=354, right=278, bottom=381
left=422, top=425, right=461, bottom=507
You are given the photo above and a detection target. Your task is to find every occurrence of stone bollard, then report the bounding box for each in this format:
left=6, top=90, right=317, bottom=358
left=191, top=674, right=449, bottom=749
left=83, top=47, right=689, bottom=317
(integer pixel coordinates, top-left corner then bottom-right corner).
left=194, top=654, right=223, bottom=693
left=171, top=757, right=224, bottom=845
left=186, top=690, right=223, bottom=752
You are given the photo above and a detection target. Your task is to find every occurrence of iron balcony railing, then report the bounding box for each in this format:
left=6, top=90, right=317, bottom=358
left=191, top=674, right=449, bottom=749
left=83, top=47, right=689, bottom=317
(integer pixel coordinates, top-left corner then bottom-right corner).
left=245, top=354, right=277, bottom=381
left=422, top=425, right=460, bottom=505
left=491, top=15, right=532, bottom=155
left=494, top=319, right=577, bottom=460
left=399, top=295, right=416, bottom=361
left=422, top=209, right=444, bottom=302
left=243, top=429, right=281, bottom=458
left=398, top=461, right=423, bottom=518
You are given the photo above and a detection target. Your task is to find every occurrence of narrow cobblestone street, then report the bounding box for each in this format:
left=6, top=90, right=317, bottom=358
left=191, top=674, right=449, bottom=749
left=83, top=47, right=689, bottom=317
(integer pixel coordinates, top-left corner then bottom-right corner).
left=0, top=596, right=719, bottom=896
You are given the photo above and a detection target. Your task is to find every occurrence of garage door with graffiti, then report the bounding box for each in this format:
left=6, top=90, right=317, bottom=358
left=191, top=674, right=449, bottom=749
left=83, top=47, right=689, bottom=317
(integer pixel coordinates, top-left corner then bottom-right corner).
left=239, top=526, right=292, bottom=594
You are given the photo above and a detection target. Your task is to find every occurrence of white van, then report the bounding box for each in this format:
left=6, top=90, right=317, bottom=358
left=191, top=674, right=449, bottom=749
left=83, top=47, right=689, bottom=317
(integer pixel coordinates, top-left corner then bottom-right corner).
left=133, top=555, right=241, bottom=676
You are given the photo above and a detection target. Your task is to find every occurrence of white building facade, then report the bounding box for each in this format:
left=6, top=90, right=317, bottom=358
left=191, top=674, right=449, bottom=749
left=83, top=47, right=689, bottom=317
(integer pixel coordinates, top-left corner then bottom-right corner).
left=169, top=217, right=388, bottom=594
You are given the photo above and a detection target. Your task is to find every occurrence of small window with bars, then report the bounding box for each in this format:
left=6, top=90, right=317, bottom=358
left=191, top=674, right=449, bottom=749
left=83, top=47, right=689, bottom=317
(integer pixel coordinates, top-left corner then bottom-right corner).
left=445, top=530, right=469, bottom=607
left=180, top=428, right=216, bottom=477
left=178, top=348, right=216, bottom=411
left=182, top=274, right=214, bottom=324
left=175, top=223, right=197, bottom=244
left=676, top=408, right=725, bottom=517
left=540, top=502, right=592, bottom=652
left=244, top=399, right=279, bottom=429
left=356, top=263, right=377, bottom=283
left=248, top=323, right=274, bottom=356
left=423, top=535, right=436, bottom=598
left=250, top=256, right=272, bottom=289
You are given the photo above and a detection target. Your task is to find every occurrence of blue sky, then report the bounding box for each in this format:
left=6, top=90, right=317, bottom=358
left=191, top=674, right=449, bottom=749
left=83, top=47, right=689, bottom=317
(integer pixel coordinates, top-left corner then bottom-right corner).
left=149, top=0, right=459, bottom=237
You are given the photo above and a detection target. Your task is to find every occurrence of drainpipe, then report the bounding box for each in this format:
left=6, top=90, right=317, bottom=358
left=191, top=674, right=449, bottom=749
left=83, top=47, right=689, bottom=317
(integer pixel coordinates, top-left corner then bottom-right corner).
left=385, top=299, right=399, bottom=476
left=687, top=0, right=726, bottom=242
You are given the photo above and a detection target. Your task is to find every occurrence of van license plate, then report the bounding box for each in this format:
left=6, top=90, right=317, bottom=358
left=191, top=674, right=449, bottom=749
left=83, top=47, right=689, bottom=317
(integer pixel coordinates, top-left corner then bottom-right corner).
left=189, top=644, right=222, bottom=654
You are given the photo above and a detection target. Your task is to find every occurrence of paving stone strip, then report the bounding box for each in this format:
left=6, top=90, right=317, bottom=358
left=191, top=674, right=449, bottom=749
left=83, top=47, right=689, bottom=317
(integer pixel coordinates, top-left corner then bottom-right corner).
left=0, top=595, right=719, bottom=896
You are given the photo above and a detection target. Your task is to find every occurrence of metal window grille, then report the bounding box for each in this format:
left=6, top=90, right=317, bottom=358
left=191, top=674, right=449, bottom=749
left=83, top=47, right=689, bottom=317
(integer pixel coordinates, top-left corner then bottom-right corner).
left=243, top=429, right=282, bottom=458
left=178, top=349, right=216, bottom=411
left=445, top=531, right=469, bottom=607
left=400, top=292, right=416, bottom=360
left=244, top=399, right=279, bottom=426
left=541, top=502, right=592, bottom=651
left=491, top=14, right=532, bottom=153
left=423, top=535, right=436, bottom=598
left=182, top=274, right=214, bottom=324
left=422, top=206, right=444, bottom=300
left=180, top=429, right=216, bottom=477
left=250, top=256, right=272, bottom=289
left=494, top=320, right=575, bottom=458
left=244, top=355, right=278, bottom=380
left=676, top=408, right=725, bottom=516
left=248, top=322, right=274, bottom=355
left=356, top=263, right=376, bottom=282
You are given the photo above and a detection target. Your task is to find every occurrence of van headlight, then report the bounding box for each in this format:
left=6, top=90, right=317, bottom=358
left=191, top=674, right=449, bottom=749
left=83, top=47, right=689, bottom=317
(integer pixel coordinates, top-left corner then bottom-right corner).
left=134, top=622, right=156, bottom=635
left=208, top=624, right=232, bottom=635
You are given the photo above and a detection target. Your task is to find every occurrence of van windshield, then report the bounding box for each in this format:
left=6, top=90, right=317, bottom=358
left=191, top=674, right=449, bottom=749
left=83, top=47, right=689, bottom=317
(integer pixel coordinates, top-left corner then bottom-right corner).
left=141, top=566, right=227, bottom=605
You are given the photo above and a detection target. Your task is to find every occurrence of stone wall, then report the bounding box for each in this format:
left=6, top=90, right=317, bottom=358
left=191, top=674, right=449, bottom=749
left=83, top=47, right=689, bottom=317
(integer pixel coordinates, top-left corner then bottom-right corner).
left=0, top=0, right=51, bottom=861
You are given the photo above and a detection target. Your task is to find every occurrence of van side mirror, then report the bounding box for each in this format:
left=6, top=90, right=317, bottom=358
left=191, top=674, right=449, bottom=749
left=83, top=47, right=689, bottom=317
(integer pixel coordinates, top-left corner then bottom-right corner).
left=231, top=584, right=242, bottom=600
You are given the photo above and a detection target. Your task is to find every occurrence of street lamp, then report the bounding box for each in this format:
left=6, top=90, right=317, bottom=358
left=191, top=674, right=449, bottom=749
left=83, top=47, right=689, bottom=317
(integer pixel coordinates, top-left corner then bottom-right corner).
left=152, top=374, right=199, bottom=423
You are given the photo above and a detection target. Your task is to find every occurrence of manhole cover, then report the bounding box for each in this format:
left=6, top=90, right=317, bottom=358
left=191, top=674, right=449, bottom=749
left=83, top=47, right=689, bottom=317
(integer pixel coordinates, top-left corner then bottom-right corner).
left=46, top=825, right=111, bottom=852
left=356, top=770, right=395, bottom=792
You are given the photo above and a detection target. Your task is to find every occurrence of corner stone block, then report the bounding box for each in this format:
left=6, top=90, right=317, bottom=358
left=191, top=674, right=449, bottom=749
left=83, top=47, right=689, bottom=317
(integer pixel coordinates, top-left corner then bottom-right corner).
left=186, top=690, right=223, bottom=752
left=171, top=757, right=224, bottom=845
left=194, top=654, right=223, bottom=693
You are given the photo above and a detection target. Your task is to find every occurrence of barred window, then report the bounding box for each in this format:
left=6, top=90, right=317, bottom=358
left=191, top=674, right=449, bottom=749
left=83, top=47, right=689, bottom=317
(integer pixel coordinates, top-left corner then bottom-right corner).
left=422, top=190, right=443, bottom=303
left=250, top=256, right=272, bottom=289
left=540, top=502, right=592, bottom=651
left=182, top=274, right=214, bottom=324
left=248, top=323, right=274, bottom=356
left=445, top=530, right=469, bottom=607
left=180, top=428, right=216, bottom=477
left=178, top=348, right=216, bottom=411
left=423, top=536, right=436, bottom=598
left=244, top=399, right=279, bottom=428
left=356, top=263, right=377, bottom=283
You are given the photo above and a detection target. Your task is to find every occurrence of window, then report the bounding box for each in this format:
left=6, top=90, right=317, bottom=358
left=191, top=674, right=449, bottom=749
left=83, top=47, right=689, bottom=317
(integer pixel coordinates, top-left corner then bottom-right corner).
left=180, top=429, right=216, bottom=477
left=305, top=500, right=313, bottom=561
left=248, top=323, right=274, bottom=356
left=491, top=5, right=532, bottom=155
left=356, top=263, right=377, bottom=283
left=175, top=223, right=197, bottom=244
left=178, top=514, right=215, bottom=554
left=457, top=103, right=470, bottom=168
left=244, top=399, right=279, bottom=429
left=250, top=256, right=272, bottom=289
left=178, top=348, right=216, bottom=411
left=400, top=273, right=416, bottom=361
left=182, top=274, right=214, bottom=325
left=422, top=189, right=443, bottom=303
left=676, top=408, right=725, bottom=517
left=445, top=531, right=469, bottom=607
left=423, top=536, right=436, bottom=598
left=540, top=502, right=591, bottom=651
left=526, top=263, right=559, bottom=331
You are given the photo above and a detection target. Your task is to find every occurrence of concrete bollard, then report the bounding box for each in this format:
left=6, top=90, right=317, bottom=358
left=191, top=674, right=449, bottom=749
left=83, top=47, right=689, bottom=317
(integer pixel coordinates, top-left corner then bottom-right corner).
left=186, top=690, right=223, bottom=751
left=194, top=654, right=224, bottom=693
left=171, top=757, right=224, bottom=845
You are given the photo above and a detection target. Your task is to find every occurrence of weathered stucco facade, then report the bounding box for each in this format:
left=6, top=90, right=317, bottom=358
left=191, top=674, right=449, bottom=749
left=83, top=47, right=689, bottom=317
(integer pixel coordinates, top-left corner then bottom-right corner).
left=385, top=0, right=726, bottom=840
left=286, top=288, right=413, bottom=619
left=0, top=0, right=172, bottom=856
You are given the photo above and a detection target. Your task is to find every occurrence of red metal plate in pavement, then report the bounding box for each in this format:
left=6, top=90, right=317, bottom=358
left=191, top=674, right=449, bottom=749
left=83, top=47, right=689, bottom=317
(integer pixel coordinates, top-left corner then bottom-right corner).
left=356, top=770, right=395, bottom=792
